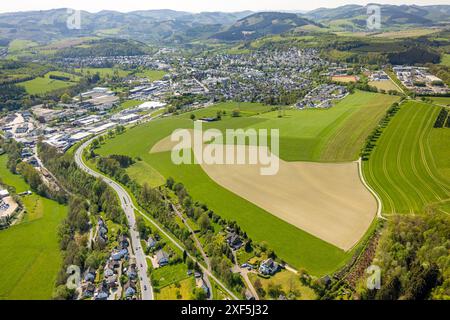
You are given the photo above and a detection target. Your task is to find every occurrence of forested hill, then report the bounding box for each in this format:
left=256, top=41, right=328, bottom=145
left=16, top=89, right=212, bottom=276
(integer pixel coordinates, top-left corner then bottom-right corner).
left=305, top=4, right=450, bottom=31
left=211, top=12, right=321, bottom=41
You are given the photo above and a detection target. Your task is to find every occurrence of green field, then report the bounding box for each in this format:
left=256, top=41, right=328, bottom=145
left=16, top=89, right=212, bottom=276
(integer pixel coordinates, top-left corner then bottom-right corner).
left=250, top=91, right=399, bottom=161
left=112, top=100, right=142, bottom=113
left=19, top=71, right=79, bottom=95
left=363, top=101, right=450, bottom=214
left=368, top=80, right=400, bottom=92
left=441, top=54, right=450, bottom=67
left=75, top=67, right=130, bottom=78
left=135, top=69, right=167, bottom=81
left=95, top=93, right=399, bottom=274
left=97, top=106, right=360, bottom=275
left=0, top=155, right=67, bottom=300
left=431, top=97, right=450, bottom=106
left=248, top=270, right=317, bottom=300
left=126, top=160, right=165, bottom=188
left=175, top=93, right=397, bottom=163
left=0, top=156, right=29, bottom=193
left=8, top=39, right=38, bottom=52
left=151, top=263, right=190, bottom=288
left=197, top=101, right=274, bottom=117
left=99, top=91, right=398, bottom=275
left=156, top=277, right=195, bottom=300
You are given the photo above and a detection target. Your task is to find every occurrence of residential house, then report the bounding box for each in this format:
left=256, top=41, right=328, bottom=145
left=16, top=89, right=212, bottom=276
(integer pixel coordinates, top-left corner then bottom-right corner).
left=109, top=259, right=120, bottom=269
left=127, top=265, right=138, bottom=279
left=124, top=280, right=136, bottom=298
left=147, top=236, right=157, bottom=249
left=259, top=258, right=279, bottom=276
left=82, top=282, right=95, bottom=298
left=84, top=267, right=96, bottom=282
left=155, top=250, right=169, bottom=267
left=104, top=266, right=114, bottom=278
left=111, top=248, right=128, bottom=261
left=94, top=283, right=109, bottom=300
left=226, top=232, right=243, bottom=250
left=0, top=189, right=9, bottom=199
left=118, top=234, right=129, bottom=248
left=106, top=274, right=118, bottom=289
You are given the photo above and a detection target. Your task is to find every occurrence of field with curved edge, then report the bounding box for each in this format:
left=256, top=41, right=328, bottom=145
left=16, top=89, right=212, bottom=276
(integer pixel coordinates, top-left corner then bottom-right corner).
left=97, top=108, right=353, bottom=275
left=363, top=101, right=450, bottom=214
left=95, top=93, right=398, bottom=274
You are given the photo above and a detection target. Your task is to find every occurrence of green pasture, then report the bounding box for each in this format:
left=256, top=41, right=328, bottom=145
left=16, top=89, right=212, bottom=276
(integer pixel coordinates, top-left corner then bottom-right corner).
left=135, top=69, right=167, bottom=81
left=96, top=107, right=354, bottom=275
left=0, top=155, right=67, bottom=300
left=363, top=101, right=450, bottom=214
left=19, top=71, right=79, bottom=95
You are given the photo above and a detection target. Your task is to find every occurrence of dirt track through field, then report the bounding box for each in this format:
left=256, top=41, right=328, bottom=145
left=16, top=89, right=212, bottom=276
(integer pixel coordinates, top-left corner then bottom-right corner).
left=151, top=135, right=377, bottom=251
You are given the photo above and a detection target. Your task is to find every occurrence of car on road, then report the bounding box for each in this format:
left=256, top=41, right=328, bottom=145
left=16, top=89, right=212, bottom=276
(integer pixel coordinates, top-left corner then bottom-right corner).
left=144, top=285, right=147, bottom=291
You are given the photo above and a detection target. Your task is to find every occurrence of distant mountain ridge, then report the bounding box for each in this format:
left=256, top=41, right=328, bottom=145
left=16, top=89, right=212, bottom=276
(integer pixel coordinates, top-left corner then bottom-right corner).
left=0, top=5, right=448, bottom=45
left=0, top=8, right=253, bottom=44
left=211, top=12, right=322, bottom=41
left=304, top=4, right=450, bottom=30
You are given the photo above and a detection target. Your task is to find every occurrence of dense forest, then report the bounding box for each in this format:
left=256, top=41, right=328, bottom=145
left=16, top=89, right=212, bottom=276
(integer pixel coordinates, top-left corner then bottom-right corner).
left=57, top=38, right=148, bottom=58
left=359, top=211, right=449, bottom=300
left=387, top=47, right=441, bottom=65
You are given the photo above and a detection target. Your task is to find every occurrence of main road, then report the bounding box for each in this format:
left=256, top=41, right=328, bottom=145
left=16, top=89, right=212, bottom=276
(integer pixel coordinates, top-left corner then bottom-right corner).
left=75, top=136, right=238, bottom=300
left=75, top=138, right=154, bottom=300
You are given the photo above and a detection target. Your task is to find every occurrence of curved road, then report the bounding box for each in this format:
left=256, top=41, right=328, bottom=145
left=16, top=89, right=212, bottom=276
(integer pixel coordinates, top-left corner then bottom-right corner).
left=75, top=139, right=154, bottom=300
left=75, top=137, right=238, bottom=300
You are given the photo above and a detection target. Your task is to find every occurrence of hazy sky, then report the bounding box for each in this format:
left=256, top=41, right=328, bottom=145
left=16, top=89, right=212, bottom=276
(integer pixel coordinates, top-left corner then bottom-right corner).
left=0, top=0, right=447, bottom=14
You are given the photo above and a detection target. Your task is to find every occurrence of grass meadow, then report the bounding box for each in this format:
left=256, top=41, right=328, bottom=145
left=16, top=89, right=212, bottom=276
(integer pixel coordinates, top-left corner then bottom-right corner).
left=363, top=101, right=450, bottom=214
left=151, top=263, right=190, bottom=288
left=19, top=71, right=79, bottom=95
left=431, top=97, right=450, bottom=106
left=75, top=67, right=131, bottom=78
left=95, top=92, right=399, bottom=274
left=97, top=101, right=378, bottom=274
left=251, top=91, right=398, bottom=161
left=368, top=80, right=400, bottom=92
left=156, top=278, right=195, bottom=300
left=0, top=155, right=67, bottom=299
left=440, top=54, right=450, bottom=67
left=248, top=270, right=317, bottom=300
left=135, top=69, right=167, bottom=81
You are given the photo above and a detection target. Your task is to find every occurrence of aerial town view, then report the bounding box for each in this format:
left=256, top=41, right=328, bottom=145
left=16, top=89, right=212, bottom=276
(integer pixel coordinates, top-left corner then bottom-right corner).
left=0, top=0, right=449, bottom=312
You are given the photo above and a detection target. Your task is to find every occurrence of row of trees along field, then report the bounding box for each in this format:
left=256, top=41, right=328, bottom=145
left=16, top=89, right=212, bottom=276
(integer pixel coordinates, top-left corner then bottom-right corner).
left=433, top=108, right=449, bottom=128
left=361, top=101, right=402, bottom=161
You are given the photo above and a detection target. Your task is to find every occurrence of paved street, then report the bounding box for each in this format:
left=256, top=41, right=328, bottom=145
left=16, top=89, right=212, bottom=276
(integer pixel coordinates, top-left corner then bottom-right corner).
left=75, top=135, right=238, bottom=300
left=75, top=139, right=154, bottom=300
